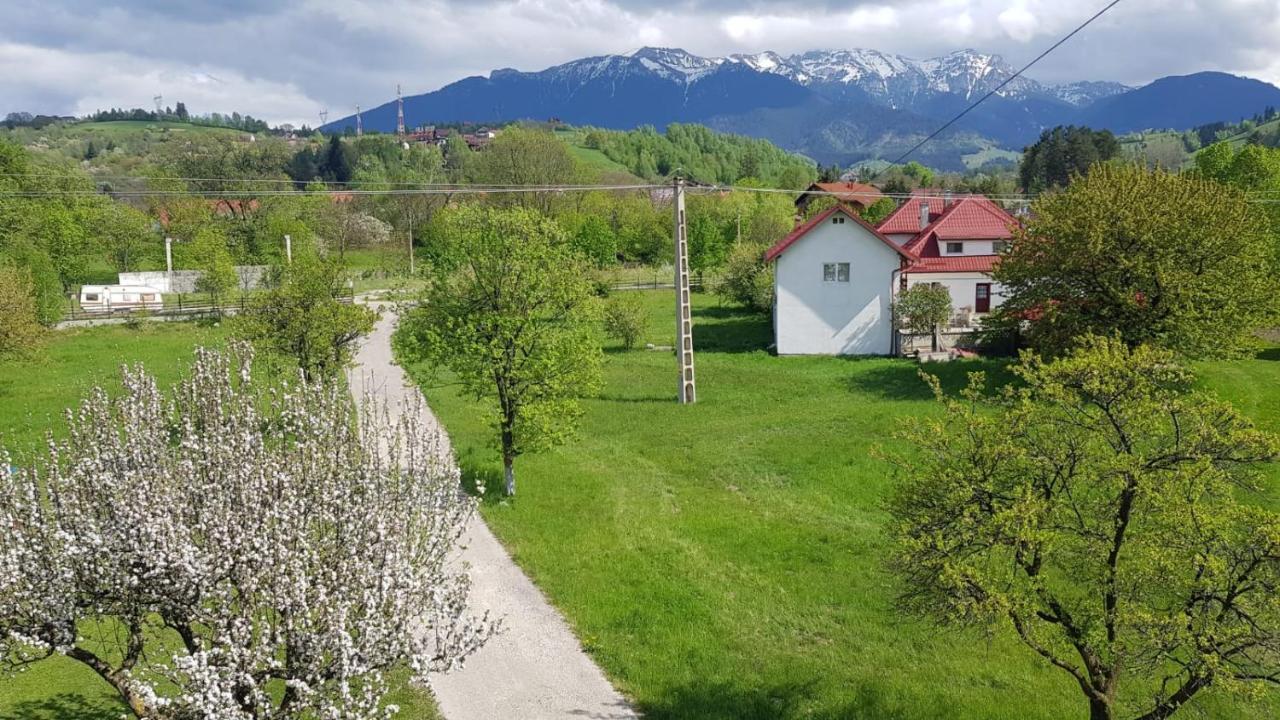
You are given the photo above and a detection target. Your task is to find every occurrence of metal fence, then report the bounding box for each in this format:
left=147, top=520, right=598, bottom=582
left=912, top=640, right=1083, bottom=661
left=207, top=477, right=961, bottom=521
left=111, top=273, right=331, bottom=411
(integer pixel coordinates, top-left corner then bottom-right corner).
left=58, top=293, right=354, bottom=324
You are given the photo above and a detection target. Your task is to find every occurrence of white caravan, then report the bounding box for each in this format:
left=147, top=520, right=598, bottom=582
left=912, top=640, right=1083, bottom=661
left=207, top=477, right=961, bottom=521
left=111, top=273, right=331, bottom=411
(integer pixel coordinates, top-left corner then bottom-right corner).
left=78, top=285, right=165, bottom=313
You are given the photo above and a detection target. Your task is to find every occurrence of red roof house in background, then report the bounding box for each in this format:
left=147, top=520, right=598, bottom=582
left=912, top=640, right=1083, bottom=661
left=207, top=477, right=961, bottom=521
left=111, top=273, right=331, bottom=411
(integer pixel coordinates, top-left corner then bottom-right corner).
left=793, top=181, right=885, bottom=215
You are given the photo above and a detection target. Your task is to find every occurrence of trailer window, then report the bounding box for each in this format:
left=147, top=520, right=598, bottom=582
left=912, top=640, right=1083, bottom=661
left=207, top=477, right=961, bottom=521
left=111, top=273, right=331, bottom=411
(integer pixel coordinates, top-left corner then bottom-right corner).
left=84, top=293, right=99, bottom=302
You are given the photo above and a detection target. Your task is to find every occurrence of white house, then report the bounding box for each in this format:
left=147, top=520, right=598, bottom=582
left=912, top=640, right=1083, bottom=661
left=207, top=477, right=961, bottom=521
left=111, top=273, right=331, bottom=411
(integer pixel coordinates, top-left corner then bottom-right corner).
left=765, top=205, right=912, bottom=355
left=765, top=194, right=1019, bottom=355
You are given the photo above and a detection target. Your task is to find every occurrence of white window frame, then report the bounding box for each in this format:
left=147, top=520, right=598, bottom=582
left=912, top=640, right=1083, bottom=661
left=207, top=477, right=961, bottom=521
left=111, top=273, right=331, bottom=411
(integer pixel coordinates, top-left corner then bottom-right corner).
left=945, top=241, right=963, bottom=254
left=823, top=262, right=850, bottom=283
left=992, top=240, right=1010, bottom=253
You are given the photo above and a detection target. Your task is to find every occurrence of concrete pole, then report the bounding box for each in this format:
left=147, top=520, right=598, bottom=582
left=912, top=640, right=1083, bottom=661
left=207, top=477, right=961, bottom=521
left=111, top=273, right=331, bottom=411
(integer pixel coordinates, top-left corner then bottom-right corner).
left=284, top=234, right=293, bottom=265
left=165, top=237, right=173, bottom=273
left=674, top=176, right=696, bottom=404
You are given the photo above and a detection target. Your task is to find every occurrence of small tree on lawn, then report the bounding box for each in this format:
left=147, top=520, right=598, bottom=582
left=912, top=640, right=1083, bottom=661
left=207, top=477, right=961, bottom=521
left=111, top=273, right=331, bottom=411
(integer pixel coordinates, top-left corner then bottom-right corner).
left=398, top=206, right=602, bottom=496
left=991, top=163, right=1280, bottom=358
left=715, top=241, right=774, bottom=314
left=603, top=292, right=646, bottom=349
left=887, top=336, right=1280, bottom=720
left=894, top=283, right=952, bottom=352
left=234, top=255, right=378, bottom=381
left=0, top=344, right=493, bottom=718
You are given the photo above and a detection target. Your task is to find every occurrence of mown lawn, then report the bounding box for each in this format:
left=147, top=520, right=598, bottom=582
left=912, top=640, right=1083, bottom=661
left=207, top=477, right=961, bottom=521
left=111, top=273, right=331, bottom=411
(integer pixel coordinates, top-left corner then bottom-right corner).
left=402, top=289, right=1280, bottom=720
left=0, top=322, right=441, bottom=720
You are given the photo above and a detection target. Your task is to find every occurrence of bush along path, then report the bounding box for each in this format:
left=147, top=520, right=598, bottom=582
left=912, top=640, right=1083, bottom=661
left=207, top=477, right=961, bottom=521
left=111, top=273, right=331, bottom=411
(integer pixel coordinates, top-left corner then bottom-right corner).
left=348, top=302, right=640, bottom=720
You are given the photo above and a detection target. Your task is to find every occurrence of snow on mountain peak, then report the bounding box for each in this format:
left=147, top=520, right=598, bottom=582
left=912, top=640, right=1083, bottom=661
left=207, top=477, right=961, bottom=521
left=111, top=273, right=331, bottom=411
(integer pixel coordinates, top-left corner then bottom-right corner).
left=541, top=47, right=1125, bottom=105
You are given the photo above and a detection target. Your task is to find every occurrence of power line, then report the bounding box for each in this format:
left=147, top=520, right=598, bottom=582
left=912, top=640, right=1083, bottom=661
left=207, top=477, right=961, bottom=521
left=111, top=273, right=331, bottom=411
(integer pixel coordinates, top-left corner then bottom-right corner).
left=870, top=0, right=1125, bottom=181
left=0, top=183, right=667, bottom=198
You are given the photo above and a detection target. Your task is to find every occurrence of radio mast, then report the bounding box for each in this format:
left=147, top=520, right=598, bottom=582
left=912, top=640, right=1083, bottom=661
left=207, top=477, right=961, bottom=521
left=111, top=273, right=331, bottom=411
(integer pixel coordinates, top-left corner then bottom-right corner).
left=396, top=84, right=406, bottom=137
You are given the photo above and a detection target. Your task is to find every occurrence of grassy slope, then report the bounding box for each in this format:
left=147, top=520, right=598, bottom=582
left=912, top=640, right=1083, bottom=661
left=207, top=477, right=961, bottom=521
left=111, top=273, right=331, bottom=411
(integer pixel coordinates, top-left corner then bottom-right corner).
left=0, top=322, right=441, bottom=720
left=402, top=290, right=1280, bottom=720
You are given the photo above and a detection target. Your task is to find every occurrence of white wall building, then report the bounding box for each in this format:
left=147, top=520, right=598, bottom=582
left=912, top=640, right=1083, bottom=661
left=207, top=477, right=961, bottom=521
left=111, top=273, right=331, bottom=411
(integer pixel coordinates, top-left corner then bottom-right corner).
left=766, top=194, right=1020, bottom=355
left=765, top=206, right=911, bottom=355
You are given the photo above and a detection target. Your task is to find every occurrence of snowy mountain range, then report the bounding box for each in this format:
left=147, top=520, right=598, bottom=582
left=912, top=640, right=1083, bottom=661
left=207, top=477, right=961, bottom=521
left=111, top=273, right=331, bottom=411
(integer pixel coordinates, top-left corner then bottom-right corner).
left=325, top=47, right=1280, bottom=170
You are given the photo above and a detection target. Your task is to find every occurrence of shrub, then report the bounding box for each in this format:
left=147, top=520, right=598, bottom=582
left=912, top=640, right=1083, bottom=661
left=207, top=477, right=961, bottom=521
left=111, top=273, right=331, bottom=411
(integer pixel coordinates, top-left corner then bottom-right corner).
left=0, top=266, right=44, bottom=357
left=603, top=292, right=646, bottom=349
left=715, top=241, right=774, bottom=313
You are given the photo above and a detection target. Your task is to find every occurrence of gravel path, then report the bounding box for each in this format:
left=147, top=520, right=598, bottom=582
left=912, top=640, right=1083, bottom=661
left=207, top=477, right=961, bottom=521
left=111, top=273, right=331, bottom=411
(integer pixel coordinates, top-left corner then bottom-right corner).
left=349, top=304, right=640, bottom=720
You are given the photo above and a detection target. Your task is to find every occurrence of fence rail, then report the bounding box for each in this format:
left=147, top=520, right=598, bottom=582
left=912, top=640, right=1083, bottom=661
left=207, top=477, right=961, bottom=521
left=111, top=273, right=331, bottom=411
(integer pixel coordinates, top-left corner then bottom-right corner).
left=57, top=293, right=354, bottom=324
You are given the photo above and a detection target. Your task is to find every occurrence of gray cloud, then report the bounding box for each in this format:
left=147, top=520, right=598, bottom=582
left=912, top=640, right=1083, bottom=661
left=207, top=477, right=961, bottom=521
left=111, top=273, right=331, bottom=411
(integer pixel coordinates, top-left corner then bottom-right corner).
left=4, top=0, right=1280, bottom=126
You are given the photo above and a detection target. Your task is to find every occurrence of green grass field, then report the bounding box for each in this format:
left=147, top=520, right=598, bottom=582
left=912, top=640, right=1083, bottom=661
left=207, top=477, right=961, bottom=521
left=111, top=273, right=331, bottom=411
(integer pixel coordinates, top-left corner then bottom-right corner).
left=401, top=289, right=1280, bottom=720
left=0, top=322, right=441, bottom=720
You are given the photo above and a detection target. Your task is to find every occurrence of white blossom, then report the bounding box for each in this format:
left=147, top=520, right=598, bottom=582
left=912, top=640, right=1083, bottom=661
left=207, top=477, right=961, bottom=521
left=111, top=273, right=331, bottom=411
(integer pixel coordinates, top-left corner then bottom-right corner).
left=0, top=343, right=493, bottom=718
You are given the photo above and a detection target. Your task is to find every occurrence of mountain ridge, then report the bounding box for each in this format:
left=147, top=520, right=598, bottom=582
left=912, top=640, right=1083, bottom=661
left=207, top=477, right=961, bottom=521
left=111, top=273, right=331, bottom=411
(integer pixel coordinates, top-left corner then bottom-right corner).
left=323, top=47, right=1280, bottom=170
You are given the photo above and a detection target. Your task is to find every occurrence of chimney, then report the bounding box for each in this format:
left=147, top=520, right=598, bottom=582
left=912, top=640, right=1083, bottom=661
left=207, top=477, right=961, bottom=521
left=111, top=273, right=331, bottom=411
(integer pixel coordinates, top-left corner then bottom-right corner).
left=919, top=201, right=930, bottom=230
left=943, top=191, right=952, bottom=209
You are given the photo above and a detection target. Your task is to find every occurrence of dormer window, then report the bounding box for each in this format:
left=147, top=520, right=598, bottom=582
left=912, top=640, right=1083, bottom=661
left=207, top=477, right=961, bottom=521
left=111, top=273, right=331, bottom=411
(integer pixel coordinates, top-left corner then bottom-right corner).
left=993, top=240, right=1010, bottom=253
left=945, top=242, right=963, bottom=254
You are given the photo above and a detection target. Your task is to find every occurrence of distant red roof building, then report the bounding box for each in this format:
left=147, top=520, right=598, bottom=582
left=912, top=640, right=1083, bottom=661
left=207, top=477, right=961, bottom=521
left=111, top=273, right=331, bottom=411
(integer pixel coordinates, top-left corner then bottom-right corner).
left=794, top=181, right=885, bottom=214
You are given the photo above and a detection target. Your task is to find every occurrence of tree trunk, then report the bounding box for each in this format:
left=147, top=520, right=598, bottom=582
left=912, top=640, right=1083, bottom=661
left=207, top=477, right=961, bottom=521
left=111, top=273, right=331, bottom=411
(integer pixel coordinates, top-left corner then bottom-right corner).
left=1089, top=696, right=1115, bottom=720
left=931, top=323, right=939, bottom=352
left=503, top=453, right=515, bottom=496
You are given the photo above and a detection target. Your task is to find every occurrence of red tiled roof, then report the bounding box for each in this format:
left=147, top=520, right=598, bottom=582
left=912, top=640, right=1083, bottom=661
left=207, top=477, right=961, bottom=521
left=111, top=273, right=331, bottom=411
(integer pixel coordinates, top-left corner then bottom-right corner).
left=799, top=182, right=884, bottom=207
left=925, top=196, right=1019, bottom=240
left=877, top=192, right=946, bottom=235
left=892, top=195, right=1019, bottom=274
left=764, top=204, right=915, bottom=263
left=905, top=255, right=1000, bottom=273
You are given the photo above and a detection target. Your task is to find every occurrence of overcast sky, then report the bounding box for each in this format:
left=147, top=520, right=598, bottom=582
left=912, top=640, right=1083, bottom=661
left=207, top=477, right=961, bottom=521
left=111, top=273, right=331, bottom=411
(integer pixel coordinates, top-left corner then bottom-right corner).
left=4, top=0, right=1280, bottom=126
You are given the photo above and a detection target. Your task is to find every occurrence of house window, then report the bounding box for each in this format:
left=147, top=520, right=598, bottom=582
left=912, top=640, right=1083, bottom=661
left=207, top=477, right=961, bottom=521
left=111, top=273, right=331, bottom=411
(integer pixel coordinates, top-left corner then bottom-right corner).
left=993, top=240, right=1010, bottom=253
left=945, top=242, right=963, bottom=254
left=831, top=216, right=846, bottom=225
left=823, top=263, right=850, bottom=282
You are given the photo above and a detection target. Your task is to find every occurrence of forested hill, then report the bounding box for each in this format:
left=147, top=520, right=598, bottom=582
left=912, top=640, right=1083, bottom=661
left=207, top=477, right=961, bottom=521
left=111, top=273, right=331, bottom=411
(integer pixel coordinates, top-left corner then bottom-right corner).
left=577, top=124, right=816, bottom=187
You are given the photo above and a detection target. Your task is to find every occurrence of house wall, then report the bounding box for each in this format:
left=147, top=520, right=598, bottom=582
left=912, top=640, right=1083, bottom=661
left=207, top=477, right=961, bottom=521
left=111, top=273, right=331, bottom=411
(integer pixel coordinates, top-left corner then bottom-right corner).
left=886, top=233, right=916, bottom=246
left=774, top=218, right=901, bottom=355
left=905, top=272, right=1006, bottom=316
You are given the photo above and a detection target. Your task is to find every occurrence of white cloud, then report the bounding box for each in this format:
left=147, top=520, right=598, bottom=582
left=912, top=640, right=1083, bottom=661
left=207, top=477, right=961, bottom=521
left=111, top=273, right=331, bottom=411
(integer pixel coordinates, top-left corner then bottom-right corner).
left=997, top=2, right=1039, bottom=43
left=0, top=43, right=317, bottom=125
left=2, top=1, right=1280, bottom=125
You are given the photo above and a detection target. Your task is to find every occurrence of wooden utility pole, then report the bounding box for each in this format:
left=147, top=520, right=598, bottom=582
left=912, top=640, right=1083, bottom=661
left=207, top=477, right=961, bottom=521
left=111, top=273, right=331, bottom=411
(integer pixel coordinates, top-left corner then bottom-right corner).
left=674, top=177, right=696, bottom=404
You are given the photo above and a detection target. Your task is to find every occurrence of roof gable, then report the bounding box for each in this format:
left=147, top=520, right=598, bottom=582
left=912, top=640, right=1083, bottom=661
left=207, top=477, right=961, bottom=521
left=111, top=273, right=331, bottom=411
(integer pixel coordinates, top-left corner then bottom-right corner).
left=764, top=205, right=915, bottom=263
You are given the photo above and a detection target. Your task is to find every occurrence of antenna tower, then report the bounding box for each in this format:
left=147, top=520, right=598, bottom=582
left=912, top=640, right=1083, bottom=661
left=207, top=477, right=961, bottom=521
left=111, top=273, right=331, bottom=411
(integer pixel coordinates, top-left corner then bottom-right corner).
left=153, top=94, right=163, bottom=113
left=318, top=109, right=329, bottom=126
left=396, top=84, right=406, bottom=137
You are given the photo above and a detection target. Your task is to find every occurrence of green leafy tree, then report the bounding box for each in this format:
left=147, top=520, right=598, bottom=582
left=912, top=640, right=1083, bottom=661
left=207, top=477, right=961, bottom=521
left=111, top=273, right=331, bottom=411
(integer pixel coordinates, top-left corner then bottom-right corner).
left=0, top=266, right=43, bottom=357
left=470, top=127, right=577, bottom=213
left=1020, top=125, right=1120, bottom=192
left=859, top=197, right=898, bottom=225
left=569, top=214, right=619, bottom=268
left=991, top=164, right=1280, bottom=358
left=234, top=256, right=377, bottom=381
left=894, top=283, right=952, bottom=352
left=397, top=206, right=602, bottom=496
left=190, top=227, right=237, bottom=306
left=888, top=337, right=1280, bottom=720
left=715, top=241, right=774, bottom=313
left=602, top=292, right=646, bottom=349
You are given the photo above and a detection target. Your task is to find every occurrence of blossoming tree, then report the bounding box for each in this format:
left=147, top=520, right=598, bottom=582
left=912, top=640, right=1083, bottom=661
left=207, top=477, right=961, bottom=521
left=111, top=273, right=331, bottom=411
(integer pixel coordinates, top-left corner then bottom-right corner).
left=0, top=344, right=493, bottom=718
